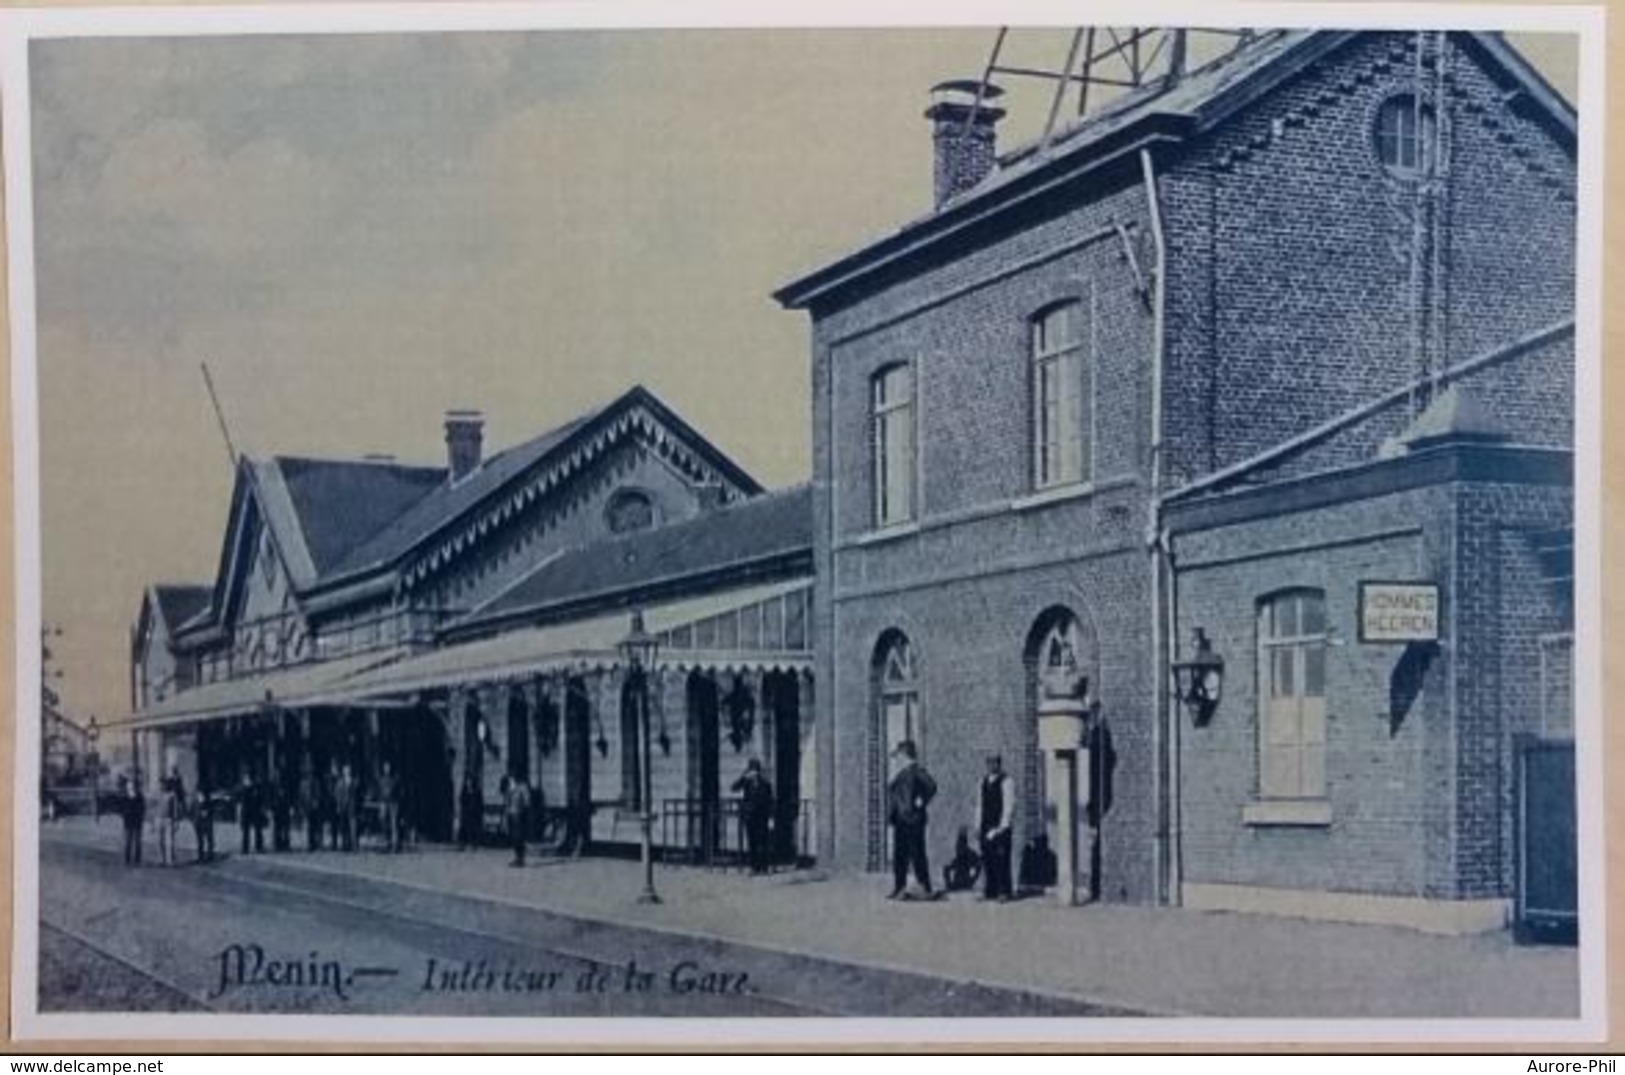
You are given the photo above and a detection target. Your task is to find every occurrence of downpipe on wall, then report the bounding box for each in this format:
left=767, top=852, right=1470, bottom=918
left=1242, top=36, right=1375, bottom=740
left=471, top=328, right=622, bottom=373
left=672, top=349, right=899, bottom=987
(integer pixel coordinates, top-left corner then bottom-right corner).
left=1139, top=146, right=1179, bottom=906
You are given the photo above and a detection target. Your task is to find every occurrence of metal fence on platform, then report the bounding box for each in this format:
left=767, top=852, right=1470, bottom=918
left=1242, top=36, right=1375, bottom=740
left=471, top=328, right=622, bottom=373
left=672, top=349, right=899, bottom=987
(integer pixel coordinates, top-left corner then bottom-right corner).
left=660, top=797, right=814, bottom=869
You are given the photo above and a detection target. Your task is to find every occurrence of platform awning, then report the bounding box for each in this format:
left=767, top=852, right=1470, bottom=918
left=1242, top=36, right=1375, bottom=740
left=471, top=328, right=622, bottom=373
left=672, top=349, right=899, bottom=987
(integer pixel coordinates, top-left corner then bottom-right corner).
left=129, top=648, right=405, bottom=730
left=339, top=578, right=813, bottom=700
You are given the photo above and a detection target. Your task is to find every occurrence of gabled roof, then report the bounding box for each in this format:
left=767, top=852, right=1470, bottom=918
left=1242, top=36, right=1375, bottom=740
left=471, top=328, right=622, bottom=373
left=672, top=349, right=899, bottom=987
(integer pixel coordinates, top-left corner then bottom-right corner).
left=267, top=456, right=446, bottom=577
left=322, top=411, right=597, bottom=579
left=172, top=385, right=770, bottom=645
left=151, top=584, right=211, bottom=634
left=454, top=483, right=812, bottom=635
left=317, top=384, right=766, bottom=589
left=775, top=30, right=1576, bottom=311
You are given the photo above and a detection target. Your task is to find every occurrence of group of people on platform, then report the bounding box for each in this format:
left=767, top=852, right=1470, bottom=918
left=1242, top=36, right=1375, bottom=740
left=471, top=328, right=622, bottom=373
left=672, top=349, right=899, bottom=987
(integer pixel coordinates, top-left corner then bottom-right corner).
left=105, top=754, right=792, bottom=876
left=110, top=758, right=423, bottom=867
left=886, top=743, right=1042, bottom=904
left=112, top=767, right=213, bottom=867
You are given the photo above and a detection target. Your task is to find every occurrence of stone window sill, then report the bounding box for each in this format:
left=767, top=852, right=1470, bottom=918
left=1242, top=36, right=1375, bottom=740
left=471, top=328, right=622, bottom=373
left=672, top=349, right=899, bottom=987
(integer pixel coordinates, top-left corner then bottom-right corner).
left=1010, top=481, right=1095, bottom=512
left=850, top=521, right=921, bottom=547
left=1242, top=799, right=1332, bottom=827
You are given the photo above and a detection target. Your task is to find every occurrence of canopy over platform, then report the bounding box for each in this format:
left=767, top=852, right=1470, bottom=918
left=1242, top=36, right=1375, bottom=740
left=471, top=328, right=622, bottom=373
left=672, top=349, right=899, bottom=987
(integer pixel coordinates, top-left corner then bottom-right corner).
left=128, top=648, right=405, bottom=730
left=340, top=578, right=813, bottom=700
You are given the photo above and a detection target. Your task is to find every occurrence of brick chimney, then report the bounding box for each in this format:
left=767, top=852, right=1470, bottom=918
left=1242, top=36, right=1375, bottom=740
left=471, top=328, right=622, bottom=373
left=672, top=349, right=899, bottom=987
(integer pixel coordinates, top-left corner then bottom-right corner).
left=443, top=410, right=484, bottom=483
left=925, top=80, right=1005, bottom=208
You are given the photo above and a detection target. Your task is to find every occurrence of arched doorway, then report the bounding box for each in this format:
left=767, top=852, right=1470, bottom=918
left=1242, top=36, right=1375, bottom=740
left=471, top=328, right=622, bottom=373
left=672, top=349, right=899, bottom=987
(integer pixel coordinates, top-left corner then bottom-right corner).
left=1022, top=606, right=1098, bottom=899
left=870, top=630, right=919, bottom=872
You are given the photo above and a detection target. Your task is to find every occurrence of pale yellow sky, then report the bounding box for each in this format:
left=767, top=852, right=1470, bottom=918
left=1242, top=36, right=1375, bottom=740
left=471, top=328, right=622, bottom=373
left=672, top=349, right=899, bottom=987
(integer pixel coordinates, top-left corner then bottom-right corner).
left=29, top=27, right=1578, bottom=723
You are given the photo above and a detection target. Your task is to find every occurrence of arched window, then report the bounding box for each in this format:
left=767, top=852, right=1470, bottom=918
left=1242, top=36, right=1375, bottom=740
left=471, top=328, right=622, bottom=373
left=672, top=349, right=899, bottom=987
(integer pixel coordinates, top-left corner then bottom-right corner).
left=1258, top=590, right=1328, bottom=800
left=1031, top=299, right=1092, bottom=489
left=1034, top=612, right=1085, bottom=699
left=877, top=632, right=920, bottom=755
left=1375, top=95, right=1436, bottom=178
left=871, top=364, right=916, bottom=527
left=606, top=489, right=656, bottom=534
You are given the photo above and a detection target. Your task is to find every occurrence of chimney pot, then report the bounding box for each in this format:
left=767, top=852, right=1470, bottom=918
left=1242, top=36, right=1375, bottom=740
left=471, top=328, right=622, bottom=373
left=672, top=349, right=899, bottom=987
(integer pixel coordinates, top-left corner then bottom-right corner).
left=444, top=409, right=484, bottom=483
left=925, top=79, right=1006, bottom=207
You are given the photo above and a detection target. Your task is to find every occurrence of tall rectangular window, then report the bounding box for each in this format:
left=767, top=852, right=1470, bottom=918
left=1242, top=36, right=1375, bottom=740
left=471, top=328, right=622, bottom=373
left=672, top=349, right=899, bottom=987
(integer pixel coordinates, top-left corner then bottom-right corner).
left=1032, top=299, right=1092, bottom=489
left=871, top=364, right=916, bottom=527
left=1258, top=590, right=1328, bottom=800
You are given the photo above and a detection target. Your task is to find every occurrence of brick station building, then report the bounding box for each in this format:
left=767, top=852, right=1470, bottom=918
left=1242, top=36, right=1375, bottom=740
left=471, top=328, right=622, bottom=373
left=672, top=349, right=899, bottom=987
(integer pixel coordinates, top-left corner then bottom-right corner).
left=776, top=29, right=1576, bottom=929
left=128, top=387, right=815, bottom=863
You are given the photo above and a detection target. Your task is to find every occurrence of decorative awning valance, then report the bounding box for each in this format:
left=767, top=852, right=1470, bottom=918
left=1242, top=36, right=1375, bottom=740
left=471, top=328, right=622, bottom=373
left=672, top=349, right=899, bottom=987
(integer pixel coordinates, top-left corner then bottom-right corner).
left=336, top=578, right=813, bottom=701
left=128, top=648, right=407, bottom=730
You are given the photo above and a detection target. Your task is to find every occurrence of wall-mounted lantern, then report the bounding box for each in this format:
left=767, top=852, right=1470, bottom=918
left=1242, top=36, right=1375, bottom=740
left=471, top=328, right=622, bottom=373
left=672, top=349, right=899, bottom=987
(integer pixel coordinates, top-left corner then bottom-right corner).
left=725, top=679, right=755, bottom=754
left=1171, top=628, right=1225, bottom=727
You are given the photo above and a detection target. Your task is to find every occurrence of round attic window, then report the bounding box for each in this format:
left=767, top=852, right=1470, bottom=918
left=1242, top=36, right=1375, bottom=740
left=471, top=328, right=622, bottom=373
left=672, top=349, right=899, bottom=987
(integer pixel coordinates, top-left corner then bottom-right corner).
left=606, top=489, right=656, bottom=535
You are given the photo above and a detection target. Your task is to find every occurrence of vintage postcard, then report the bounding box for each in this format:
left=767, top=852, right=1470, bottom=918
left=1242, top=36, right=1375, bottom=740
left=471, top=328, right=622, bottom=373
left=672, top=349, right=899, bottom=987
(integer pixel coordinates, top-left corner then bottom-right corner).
left=2, top=0, right=1606, bottom=1046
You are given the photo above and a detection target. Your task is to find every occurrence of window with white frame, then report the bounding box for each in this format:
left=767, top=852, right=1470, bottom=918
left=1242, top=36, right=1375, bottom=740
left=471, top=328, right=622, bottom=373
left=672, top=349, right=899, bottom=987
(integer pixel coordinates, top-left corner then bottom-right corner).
left=1032, top=299, right=1092, bottom=489
left=1258, top=590, right=1328, bottom=800
left=871, top=363, right=916, bottom=527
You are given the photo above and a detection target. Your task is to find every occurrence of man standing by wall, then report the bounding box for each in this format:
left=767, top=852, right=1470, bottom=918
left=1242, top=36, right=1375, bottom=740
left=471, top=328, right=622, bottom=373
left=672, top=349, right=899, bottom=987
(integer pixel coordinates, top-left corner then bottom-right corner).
left=731, top=758, right=776, bottom=875
left=886, top=740, right=937, bottom=900
left=978, top=754, right=1015, bottom=903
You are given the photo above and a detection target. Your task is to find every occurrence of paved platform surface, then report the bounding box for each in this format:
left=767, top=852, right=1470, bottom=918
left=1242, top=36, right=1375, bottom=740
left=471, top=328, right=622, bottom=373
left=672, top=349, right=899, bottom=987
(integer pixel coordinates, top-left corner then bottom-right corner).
left=38, top=838, right=1107, bottom=1017
left=37, top=816, right=1580, bottom=1019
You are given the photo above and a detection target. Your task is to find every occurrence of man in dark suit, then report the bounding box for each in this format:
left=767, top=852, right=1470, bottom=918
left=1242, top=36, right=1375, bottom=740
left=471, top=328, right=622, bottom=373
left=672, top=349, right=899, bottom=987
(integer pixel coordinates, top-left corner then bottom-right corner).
left=886, top=739, right=937, bottom=900
left=978, top=754, right=1015, bottom=902
left=731, top=758, right=775, bottom=875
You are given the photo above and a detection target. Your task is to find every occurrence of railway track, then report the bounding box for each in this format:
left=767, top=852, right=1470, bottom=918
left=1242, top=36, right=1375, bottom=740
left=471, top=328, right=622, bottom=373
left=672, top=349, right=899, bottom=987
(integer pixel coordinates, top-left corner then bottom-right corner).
left=39, top=921, right=211, bottom=1013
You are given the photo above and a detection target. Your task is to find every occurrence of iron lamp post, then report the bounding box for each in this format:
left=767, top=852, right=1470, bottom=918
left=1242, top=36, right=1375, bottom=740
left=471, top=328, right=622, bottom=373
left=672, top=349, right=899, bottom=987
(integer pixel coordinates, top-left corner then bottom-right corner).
left=619, top=610, right=661, bottom=905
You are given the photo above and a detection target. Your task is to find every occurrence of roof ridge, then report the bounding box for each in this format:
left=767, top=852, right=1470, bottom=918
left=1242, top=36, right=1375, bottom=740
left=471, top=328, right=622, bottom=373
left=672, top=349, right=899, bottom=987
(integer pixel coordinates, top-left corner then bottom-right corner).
left=272, top=452, right=445, bottom=473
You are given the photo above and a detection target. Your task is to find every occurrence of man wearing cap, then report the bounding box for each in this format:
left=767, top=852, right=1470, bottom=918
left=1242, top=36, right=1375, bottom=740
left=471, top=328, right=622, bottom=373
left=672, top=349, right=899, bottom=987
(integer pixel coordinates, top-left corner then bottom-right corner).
left=886, top=739, right=937, bottom=900
left=731, top=758, right=776, bottom=875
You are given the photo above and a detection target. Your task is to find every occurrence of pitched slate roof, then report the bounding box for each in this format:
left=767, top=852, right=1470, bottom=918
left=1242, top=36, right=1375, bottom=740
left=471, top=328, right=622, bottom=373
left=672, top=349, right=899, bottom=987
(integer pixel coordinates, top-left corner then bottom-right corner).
left=318, top=386, right=765, bottom=586
left=151, top=584, right=211, bottom=633
left=323, top=410, right=598, bottom=579
left=776, top=31, right=1575, bottom=310
left=269, top=457, right=447, bottom=577
left=458, top=483, right=812, bottom=632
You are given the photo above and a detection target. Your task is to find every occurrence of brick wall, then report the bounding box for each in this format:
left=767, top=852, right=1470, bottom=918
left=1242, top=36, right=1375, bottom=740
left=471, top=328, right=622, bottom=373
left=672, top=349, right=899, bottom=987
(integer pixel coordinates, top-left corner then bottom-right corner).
left=826, top=551, right=1154, bottom=899
left=1159, top=31, right=1574, bottom=488
left=794, top=30, right=1575, bottom=907
left=809, top=173, right=1162, bottom=897
left=1171, top=456, right=1571, bottom=901
left=1174, top=482, right=1448, bottom=896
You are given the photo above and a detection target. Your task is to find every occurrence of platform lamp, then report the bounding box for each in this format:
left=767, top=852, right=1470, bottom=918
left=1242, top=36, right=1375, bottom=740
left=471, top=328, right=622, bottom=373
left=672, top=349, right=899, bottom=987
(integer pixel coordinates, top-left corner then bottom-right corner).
left=87, top=715, right=100, bottom=823
left=619, top=610, right=661, bottom=905
left=1171, top=628, right=1225, bottom=728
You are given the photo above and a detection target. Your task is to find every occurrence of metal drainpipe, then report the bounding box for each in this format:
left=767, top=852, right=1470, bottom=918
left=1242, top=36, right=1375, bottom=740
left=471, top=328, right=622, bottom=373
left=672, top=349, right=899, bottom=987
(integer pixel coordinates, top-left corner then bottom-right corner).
left=1140, top=146, right=1176, bottom=906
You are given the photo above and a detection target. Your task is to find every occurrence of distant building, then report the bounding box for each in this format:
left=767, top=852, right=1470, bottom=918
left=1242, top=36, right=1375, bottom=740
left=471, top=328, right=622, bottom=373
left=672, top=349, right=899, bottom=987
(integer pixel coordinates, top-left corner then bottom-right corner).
left=128, top=387, right=814, bottom=860
left=777, top=30, right=1575, bottom=930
